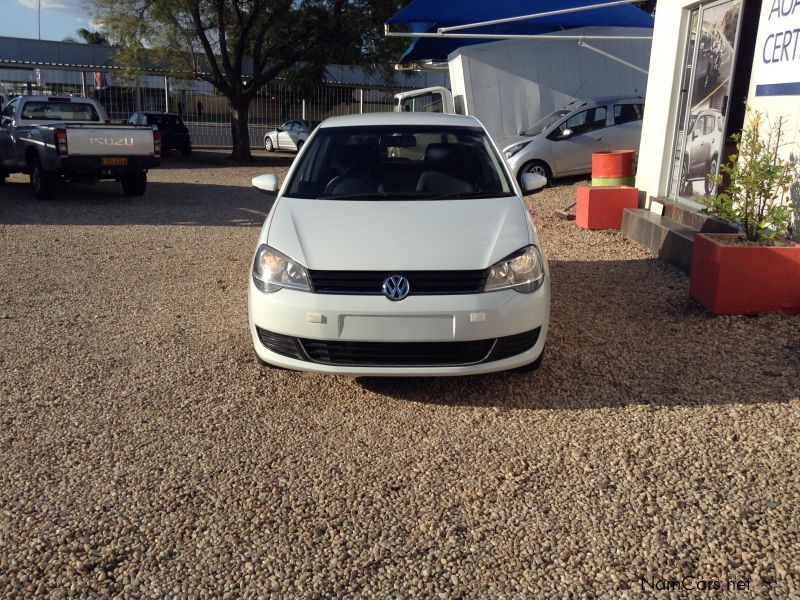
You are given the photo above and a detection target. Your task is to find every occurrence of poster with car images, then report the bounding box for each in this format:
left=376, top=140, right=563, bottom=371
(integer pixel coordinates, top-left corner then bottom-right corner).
left=670, top=0, right=742, bottom=203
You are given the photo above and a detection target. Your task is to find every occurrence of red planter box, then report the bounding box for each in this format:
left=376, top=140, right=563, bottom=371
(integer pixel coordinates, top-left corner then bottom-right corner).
left=576, top=186, right=638, bottom=230
left=690, top=233, right=800, bottom=315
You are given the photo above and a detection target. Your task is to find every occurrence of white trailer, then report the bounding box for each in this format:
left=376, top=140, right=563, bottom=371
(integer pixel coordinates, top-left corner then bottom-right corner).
left=395, top=26, right=651, bottom=141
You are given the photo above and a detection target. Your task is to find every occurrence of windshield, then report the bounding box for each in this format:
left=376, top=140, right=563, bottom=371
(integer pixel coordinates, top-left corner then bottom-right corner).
left=20, top=101, right=100, bottom=122
left=521, top=110, right=570, bottom=136
left=284, top=125, right=514, bottom=200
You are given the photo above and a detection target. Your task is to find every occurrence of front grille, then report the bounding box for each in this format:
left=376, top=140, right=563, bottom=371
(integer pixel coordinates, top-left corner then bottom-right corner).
left=301, top=338, right=495, bottom=366
left=256, top=327, right=541, bottom=367
left=307, top=270, right=487, bottom=295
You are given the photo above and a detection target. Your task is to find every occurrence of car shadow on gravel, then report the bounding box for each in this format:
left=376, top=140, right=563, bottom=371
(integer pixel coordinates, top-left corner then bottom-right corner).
left=358, top=258, right=800, bottom=410
left=0, top=180, right=277, bottom=227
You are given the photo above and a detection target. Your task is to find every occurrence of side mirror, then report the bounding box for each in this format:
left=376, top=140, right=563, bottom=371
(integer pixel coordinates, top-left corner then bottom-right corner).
left=560, top=128, right=573, bottom=139
left=521, top=172, right=547, bottom=192
left=252, top=173, right=280, bottom=193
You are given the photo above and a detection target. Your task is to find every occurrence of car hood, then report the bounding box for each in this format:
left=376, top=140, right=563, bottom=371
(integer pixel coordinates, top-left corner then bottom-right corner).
left=266, top=196, right=531, bottom=270
left=497, top=134, right=536, bottom=150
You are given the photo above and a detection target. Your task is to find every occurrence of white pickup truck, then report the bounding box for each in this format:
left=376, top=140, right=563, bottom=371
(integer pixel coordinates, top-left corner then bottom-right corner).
left=0, top=95, right=161, bottom=199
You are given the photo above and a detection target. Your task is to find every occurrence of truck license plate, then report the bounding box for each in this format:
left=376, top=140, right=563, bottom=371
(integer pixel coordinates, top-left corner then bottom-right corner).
left=101, top=157, right=128, bottom=166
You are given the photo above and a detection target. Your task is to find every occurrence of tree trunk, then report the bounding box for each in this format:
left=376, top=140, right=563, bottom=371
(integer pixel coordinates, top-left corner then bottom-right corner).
left=229, top=97, right=252, bottom=161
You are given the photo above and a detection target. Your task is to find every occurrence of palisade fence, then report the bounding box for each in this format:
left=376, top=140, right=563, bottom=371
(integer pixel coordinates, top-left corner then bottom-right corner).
left=0, top=67, right=412, bottom=148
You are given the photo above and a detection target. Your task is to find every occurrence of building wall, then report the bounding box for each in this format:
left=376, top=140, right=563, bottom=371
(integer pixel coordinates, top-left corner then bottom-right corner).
left=638, top=0, right=799, bottom=234
left=635, top=0, right=694, bottom=199
left=746, top=0, right=800, bottom=236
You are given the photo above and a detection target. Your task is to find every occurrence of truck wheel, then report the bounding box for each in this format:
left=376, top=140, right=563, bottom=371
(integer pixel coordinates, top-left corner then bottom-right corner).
left=30, top=157, right=55, bottom=200
left=121, top=173, right=147, bottom=196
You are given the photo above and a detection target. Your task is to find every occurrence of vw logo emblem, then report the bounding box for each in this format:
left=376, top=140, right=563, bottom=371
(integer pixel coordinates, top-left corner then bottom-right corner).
left=382, top=275, right=410, bottom=301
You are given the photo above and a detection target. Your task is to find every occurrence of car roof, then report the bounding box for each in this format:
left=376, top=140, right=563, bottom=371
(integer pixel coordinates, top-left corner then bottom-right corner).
left=319, top=112, right=482, bottom=129
left=565, top=96, right=644, bottom=109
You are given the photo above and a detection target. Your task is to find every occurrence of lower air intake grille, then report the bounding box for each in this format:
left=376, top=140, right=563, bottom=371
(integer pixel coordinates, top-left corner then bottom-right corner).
left=256, top=327, right=541, bottom=367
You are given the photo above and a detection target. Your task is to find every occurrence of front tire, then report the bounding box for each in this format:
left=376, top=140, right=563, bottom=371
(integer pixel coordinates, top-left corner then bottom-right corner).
left=30, top=156, right=55, bottom=200
left=518, top=160, right=551, bottom=187
left=705, top=156, right=717, bottom=195
left=121, top=172, right=147, bottom=196
left=264, top=136, right=274, bottom=152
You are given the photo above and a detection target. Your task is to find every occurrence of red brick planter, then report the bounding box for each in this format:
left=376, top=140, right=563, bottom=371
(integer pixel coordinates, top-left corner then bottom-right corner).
left=576, top=186, right=638, bottom=230
left=689, top=233, right=800, bottom=315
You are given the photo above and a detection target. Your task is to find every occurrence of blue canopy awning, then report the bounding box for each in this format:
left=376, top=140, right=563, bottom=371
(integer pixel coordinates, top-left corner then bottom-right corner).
left=386, top=0, right=654, bottom=64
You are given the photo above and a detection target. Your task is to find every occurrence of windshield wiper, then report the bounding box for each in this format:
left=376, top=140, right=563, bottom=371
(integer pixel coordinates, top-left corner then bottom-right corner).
left=427, top=191, right=514, bottom=200
left=320, top=192, right=418, bottom=200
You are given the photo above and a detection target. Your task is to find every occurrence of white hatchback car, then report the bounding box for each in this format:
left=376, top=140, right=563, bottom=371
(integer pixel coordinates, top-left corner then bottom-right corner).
left=248, top=112, right=550, bottom=376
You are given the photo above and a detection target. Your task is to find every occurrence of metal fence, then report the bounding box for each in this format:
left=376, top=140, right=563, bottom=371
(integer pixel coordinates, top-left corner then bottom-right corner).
left=0, top=68, right=409, bottom=148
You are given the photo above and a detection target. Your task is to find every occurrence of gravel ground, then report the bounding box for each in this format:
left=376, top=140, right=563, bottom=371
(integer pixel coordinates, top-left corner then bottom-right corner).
left=1, top=150, right=799, bottom=598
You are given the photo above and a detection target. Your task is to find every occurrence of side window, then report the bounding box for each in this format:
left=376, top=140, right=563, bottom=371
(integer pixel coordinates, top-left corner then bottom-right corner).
left=400, top=92, right=443, bottom=113
left=1, top=99, right=17, bottom=125
left=562, top=107, right=606, bottom=135
left=703, top=115, right=714, bottom=135
left=563, top=110, right=589, bottom=133
left=613, top=103, right=643, bottom=125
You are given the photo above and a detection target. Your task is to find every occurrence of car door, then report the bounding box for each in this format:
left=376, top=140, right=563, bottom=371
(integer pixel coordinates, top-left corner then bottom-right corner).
left=277, top=121, right=296, bottom=150
left=606, top=103, right=644, bottom=154
left=0, top=99, right=18, bottom=167
left=551, top=106, right=610, bottom=175
left=688, top=115, right=711, bottom=178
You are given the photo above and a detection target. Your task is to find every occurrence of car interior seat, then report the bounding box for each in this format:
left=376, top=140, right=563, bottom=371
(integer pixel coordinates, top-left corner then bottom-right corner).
left=416, top=143, right=474, bottom=195
left=323, top=143, right=380, bottom=195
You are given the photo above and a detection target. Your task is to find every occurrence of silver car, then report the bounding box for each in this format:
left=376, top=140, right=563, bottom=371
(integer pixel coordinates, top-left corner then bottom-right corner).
left=679, top=109, right=723, bottom=196
left=500, top=97, right=644, bottom=184
left=263, top=119, right=320, bottom=152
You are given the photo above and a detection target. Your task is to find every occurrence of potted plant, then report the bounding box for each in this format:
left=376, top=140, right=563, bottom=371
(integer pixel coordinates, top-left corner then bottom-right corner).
left=690, top=110, right=799, bottom=315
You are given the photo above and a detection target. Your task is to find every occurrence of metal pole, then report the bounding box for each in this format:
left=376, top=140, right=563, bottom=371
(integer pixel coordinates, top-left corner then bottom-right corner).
left=438, top=0, right=643, bottom=33
left=302, top=98, right=306, bottom=120
left=359, top=88, right=364, bottom=114
left=384, top=32, right=652, bottom=41
left=164, top=76, right=169, bottom=113
left=81, top=71, right=86, bottom=97
left=38, top=0, right=41, bottom=40
left=579, top=40, right=649, bottom=75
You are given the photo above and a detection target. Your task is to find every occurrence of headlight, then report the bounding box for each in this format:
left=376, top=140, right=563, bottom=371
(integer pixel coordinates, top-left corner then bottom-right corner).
left=484, top=246, right=545, bottom=293
left=504, top=141, right=530, bottom=159
left=252, top=245, right=311, bottom=293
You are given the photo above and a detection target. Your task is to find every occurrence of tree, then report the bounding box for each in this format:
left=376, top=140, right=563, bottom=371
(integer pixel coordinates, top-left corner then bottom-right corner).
left=77, top=28, right=111, bottom=45
left=90, top=0, right=405, bottom=161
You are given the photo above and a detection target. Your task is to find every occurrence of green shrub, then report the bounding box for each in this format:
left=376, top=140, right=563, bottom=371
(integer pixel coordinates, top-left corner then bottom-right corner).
left=703, top=110, right=797, bottom=243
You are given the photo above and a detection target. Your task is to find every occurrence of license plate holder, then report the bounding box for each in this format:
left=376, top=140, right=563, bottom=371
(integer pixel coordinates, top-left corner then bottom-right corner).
left=101, top=157, right=128, bottom=166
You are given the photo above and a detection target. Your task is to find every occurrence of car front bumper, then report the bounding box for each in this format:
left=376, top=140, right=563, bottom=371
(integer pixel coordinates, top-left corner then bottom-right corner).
left=248, top=279, right=549, bottom=376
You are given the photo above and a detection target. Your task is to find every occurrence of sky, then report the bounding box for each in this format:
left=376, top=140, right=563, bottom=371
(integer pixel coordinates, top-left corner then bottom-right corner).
left=0, top=0, right=95, bottom=42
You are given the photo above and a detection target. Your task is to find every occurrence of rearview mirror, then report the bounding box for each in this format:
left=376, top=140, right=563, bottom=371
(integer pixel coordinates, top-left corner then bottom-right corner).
left=252, top=173, right=280, bottom=193
left=521, top=172, right=547, bottom=193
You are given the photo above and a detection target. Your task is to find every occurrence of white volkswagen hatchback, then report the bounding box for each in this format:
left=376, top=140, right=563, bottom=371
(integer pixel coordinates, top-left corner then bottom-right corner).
left=248, top=112, right=550, bottom=376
